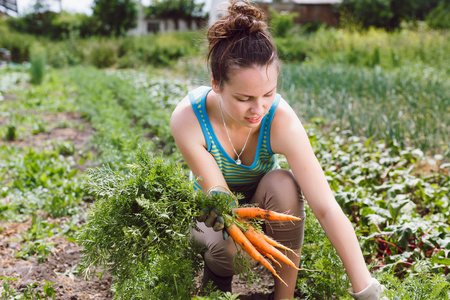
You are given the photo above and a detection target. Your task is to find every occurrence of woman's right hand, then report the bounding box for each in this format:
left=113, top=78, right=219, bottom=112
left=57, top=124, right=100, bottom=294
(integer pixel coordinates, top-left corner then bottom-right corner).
left=197, top=185, right=237, bottom=237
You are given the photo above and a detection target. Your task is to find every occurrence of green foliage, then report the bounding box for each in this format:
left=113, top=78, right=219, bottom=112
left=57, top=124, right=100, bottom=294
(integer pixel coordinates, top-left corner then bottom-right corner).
left=77, top=149, right=211, bottom=299
left=297, top=206, right=350, bottom=298
left=307, top=125, right=450, bottom=277
left=65, top=67, right=187, bottom=161
left=0, top=31, right=34, bottom=63
left=89, top=40, right=118, bottom=68
left=339, top=0, right=444, bottom=30
left=29, top=45, right=46, bottom=85
left=280, top=61, right=449, bottom=157
left=274, top=36, right=308, bottom=62
left=93, top=0, right=138, bottom=36
left=5, top=125, right=17, bottom=141
left=0, top=277, right=56, bottom=300
left=269, top=8, right=299, bottom=38
left=7, top=11, right=59, bottom=37
left=377, top=272, right=450, bottom=299
left=147, top=0, right=205, bottom=26
left=193, top=291, right=240, bottom=300
left=0, top=146, right=85, bottom=220
left=427, top=1, right=450, bottom=29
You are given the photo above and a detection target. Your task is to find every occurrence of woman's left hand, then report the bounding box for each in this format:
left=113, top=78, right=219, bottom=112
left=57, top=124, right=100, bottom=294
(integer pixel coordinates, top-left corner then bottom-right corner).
left=348, top=278, right=389, bottom=300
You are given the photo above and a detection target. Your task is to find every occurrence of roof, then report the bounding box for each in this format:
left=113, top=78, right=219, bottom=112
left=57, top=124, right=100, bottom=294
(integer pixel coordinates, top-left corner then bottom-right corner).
left=292, top=0, right=343, bottom=4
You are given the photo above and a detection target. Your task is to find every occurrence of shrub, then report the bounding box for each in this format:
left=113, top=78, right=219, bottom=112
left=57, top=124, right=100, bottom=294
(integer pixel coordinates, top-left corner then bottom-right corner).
left=0, top=32, right=34, bottom=63
left=426, top=1, right=450, bottom=29
left=90, top=40, right=118, bottom=68
left=269, top=8, right=299, bottom=38
left=274, top=37, right=308, bottom=62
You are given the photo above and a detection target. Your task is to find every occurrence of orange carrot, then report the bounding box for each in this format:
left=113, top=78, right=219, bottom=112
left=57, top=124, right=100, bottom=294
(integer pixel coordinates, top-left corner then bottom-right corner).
left=243, top=226, right=299, bottom=270
left=237, top=217, right=299, bottom=257
left=226, top=223, right=287, bottom=286
left=254, top=245, right=282, bottom=268
left=233, top=207, right=301, bottom=221
left=261, top=234, right=299, bottom=257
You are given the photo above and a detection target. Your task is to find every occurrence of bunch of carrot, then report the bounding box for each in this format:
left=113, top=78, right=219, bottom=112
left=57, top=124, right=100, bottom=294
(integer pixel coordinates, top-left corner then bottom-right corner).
left=223, top=207, right=302, bottom=286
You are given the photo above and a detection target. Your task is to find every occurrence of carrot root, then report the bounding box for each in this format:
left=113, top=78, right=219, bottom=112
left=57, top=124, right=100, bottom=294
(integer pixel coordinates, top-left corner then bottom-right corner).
left=233, top=207, right=301, bottom=221
left=261, top=234, right=299, bottom=257
left=244, top=226, right=300, bottom=270
left=226, top=223, right=287, bottom=286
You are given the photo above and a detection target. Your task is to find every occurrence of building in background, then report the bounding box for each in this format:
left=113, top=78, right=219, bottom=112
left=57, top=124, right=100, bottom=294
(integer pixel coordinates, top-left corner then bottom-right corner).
left=208, top=0, right=231, bottom=27
left=0, top=0, right=18, bottom=16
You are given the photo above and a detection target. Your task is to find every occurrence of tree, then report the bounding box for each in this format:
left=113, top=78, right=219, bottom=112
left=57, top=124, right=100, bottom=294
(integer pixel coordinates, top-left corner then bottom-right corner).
left=32, top=0, right=51, bottom=13
left=339, top=0, right=445, bottom=30
left=92, top=0, right=138, bottom=36
left=147, top=0, right=204, bottom=30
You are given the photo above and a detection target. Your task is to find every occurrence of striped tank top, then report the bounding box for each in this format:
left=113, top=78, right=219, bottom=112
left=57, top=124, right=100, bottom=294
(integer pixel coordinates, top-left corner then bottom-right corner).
left=189, top=86, right=280, bottom=202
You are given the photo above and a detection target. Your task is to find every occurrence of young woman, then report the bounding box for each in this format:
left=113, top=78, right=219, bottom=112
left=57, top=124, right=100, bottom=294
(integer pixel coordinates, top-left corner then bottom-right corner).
left=171, top=1, right=388, bottom=299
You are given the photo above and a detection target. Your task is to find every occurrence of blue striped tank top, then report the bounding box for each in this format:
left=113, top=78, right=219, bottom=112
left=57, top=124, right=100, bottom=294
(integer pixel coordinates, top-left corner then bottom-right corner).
left=189, top=86, right=280, bottom=202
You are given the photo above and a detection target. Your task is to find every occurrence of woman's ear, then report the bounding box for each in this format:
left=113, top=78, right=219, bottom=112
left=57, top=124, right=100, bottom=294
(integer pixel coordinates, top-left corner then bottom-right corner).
left=211, top=73, right=220, bottom=93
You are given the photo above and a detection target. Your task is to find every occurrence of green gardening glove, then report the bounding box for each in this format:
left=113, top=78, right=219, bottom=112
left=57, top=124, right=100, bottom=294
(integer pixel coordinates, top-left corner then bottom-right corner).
left=196, top=186, right=237, bottom=239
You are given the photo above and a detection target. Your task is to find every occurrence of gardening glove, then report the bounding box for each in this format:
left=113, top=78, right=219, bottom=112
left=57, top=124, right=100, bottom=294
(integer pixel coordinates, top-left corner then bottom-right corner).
left=197, top=185, right=237, bottom=239
left=348, top=278, right=389, bottom=300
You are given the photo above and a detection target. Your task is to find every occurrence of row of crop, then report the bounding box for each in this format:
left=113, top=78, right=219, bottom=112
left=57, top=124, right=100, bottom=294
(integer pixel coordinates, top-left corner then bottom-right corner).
left=280, top=62, right=449, bottom=157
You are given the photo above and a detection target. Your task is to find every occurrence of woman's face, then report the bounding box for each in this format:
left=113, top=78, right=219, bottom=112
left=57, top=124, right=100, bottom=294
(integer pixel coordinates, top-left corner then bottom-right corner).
left=213, top=62, right=279, bottom=129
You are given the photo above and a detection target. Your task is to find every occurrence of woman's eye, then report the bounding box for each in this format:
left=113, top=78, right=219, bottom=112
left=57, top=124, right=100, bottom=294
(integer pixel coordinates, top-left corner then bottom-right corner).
left=237, top=98, right=250, bottom=102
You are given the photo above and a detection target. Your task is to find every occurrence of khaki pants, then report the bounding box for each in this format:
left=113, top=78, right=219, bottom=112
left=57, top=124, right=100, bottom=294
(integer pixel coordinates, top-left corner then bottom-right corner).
left=192, top=169, right=306, bottom=277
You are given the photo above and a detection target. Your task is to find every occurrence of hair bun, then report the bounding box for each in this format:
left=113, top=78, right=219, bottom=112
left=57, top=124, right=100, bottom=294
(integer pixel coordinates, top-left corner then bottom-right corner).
left=226, top=0, right=267, bottom=35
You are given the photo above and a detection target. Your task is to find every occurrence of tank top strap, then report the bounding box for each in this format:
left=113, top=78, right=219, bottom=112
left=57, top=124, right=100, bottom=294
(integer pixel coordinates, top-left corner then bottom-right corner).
left=189, top=86, right=213, bottom=151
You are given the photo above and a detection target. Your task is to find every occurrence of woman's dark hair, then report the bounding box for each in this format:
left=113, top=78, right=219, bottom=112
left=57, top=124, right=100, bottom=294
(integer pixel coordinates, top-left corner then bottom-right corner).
left=207, top=0, right=278, bottom=89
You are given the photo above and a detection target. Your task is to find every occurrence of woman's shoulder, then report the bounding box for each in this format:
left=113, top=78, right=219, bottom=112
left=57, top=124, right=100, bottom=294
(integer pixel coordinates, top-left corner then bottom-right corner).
left=272, top=97, right=299, bottom=123
left=270, top=97, right=308, bottom=154
left=171, top=86, right=212, bottom=133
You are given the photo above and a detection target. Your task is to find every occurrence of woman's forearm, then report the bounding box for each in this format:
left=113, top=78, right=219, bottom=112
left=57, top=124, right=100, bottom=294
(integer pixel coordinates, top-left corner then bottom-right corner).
left=316, top=204, right=372, bottom=292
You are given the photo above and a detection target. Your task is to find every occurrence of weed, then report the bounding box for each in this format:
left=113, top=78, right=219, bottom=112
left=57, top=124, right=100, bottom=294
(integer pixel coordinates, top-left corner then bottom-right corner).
left=29, top=45, right=47, bottom=85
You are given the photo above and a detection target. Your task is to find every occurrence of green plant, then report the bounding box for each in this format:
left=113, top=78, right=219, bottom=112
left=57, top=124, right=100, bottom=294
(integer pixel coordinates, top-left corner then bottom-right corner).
left=5, top=125, right=17, bottom=141
left=15, top=215, right=57, bottom=262
left=427, top=1, right=450, bottom=29
left=296, top=206, right=350, bottom=298
left=269, top=8, right=299, bottom=38
left=193, top=291, right=241, bottom=300
left=29, top=45, right=47, bottom=85
left=1, top=277, right=18, bottom=299
left=77, top=149, right=215, bottom=299
left=90, top=41, right=118, bottom=68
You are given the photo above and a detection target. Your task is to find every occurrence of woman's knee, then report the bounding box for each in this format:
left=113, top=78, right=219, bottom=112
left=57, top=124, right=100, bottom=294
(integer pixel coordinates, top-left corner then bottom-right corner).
left=260, top=169, right=299, bottom=194
left=256, top=169, right=304, bottom=214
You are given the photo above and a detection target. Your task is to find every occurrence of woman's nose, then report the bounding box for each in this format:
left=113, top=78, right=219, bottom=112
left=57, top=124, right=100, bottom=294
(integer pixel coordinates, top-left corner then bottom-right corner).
left=250, top=98, right=265, bottom=114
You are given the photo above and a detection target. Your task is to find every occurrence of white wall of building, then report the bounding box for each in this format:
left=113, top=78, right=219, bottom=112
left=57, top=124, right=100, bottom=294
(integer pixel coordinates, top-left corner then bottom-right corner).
left=208, top=0, right=230, bottom=27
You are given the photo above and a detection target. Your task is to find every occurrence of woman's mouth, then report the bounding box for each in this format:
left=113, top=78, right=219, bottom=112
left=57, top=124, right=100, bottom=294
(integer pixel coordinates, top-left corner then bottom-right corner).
left=246, top=116, right=263, bottom=123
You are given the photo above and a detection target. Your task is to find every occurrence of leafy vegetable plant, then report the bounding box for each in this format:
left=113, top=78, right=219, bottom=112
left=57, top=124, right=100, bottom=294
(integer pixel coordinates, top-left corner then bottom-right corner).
left=77, top=148, right=216, bottom=299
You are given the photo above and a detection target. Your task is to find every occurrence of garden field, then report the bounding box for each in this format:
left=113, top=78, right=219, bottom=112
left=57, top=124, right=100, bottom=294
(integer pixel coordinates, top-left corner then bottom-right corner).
left=0, top=26, right=449, bottom=299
